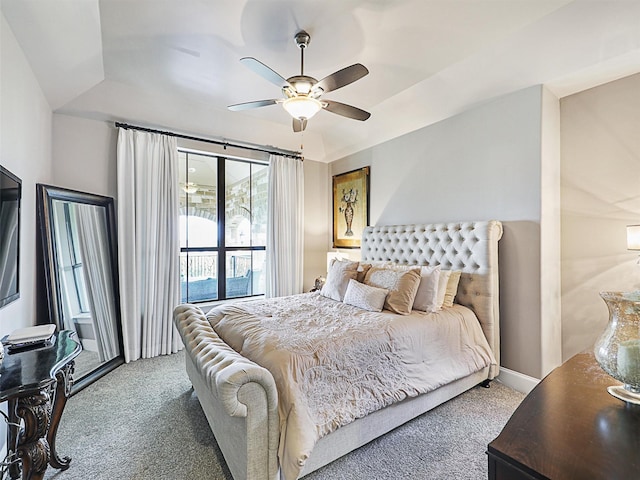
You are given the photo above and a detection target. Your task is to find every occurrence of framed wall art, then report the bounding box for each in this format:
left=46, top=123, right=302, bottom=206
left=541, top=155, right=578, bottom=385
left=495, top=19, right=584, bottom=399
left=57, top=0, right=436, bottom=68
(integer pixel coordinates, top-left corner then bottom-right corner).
left=332, top=166, right=369, bottom=248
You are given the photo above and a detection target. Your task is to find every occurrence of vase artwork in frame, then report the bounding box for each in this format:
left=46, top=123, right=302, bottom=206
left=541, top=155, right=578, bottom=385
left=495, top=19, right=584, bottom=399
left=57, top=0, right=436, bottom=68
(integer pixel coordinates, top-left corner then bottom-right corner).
left=332, top=166, right=369, bottom=248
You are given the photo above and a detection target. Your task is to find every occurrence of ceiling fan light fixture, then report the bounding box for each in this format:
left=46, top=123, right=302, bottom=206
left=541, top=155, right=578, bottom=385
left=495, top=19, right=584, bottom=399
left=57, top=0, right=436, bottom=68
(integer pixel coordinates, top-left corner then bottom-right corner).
left=283, top=96, right=322, bottom=120
left=298, top=82, right=311, bottom=94
left=182, top=182, right=198, bottom=194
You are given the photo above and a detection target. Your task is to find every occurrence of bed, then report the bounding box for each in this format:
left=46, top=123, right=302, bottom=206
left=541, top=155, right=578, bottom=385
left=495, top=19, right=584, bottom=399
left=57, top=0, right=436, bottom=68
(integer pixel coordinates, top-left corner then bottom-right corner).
left=173, top=220, right=502, bottom=480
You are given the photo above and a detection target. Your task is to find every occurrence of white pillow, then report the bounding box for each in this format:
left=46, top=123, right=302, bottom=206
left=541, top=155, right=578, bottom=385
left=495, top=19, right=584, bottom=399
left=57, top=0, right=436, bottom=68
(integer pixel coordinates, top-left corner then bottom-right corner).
left=435, top=270, right=452, bottom=310
left=320, top=259, right=359, bottom=302
left=343, top=279, right=388, bottom=312
left=412, top=265, right=441, bottom=312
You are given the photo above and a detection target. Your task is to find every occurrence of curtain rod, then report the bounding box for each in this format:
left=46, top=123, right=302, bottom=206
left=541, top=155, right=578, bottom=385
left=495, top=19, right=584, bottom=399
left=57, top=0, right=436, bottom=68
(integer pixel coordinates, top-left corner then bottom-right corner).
left=114, top=122, right=303, bottom=160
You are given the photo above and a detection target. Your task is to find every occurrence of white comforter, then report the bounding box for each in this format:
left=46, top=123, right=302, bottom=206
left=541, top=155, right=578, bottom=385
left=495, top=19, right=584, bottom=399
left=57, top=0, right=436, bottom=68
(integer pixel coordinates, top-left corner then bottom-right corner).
left=207, top=292, right=495, bottom=480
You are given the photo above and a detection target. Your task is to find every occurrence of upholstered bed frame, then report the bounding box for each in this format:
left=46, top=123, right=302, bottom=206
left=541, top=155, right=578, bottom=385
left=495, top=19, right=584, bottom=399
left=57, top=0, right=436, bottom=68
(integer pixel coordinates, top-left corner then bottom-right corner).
left=174, top=220, right=503, bottom=480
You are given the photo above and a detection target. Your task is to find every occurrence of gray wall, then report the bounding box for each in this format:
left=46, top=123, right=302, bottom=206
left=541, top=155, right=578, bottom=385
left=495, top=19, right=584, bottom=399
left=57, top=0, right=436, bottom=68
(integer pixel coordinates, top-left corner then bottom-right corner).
left=329, top=85, right=560, bottom=378
left=561, top=73, right=640, bottom=361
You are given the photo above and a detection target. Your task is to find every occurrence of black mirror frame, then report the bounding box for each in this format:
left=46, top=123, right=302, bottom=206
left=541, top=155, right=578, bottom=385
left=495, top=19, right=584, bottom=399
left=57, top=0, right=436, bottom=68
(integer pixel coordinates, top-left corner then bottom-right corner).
left=36, top=184, right=125, bottom=394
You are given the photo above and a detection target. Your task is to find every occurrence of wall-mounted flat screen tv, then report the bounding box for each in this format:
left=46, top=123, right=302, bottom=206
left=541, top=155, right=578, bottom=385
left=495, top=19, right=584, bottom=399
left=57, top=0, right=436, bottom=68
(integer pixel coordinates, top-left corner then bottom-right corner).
left=0, top=165, right=21, bottom=308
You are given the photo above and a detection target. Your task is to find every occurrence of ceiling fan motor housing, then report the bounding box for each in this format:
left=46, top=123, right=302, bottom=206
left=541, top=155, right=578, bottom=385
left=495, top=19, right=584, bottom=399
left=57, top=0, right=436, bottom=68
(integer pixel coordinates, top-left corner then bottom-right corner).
left=284, top=75, right=320, bottom=97
left=295, top=30, right=310, bottom=49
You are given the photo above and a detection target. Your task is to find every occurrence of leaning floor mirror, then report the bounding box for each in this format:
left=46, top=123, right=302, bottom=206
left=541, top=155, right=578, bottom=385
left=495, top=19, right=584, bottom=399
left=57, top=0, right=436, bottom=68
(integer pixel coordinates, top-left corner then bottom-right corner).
left=37, top=184, right=124, bottom=394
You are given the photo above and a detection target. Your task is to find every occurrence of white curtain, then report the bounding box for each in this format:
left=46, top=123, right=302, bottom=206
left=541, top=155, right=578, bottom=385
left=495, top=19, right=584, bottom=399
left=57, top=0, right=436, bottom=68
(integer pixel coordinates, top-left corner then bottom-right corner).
left=117, top=128, right=182, bottom=362
left=265, top=154, right=304, bottom=297
left=75, top=204, right=120, bottom=362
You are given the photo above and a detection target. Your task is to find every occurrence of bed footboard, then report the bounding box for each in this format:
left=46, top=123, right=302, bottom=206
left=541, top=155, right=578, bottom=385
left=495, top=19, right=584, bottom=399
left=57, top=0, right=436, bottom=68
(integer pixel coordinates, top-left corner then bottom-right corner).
left=174, top=304, right=280, bottom=480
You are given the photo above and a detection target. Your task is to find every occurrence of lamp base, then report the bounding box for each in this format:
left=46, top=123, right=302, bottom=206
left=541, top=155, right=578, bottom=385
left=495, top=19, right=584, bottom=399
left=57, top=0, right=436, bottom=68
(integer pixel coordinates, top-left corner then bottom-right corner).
left=607, top=385, right=640, bottom=405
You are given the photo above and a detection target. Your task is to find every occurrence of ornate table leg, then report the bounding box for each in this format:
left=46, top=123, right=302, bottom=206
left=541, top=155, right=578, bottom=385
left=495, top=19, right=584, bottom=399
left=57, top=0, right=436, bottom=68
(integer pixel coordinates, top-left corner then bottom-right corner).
left=8, top=399, right=21, bottom=480
left=15, top=391, right=51, bottom=480
left=47, top=361, right=74, bottom=469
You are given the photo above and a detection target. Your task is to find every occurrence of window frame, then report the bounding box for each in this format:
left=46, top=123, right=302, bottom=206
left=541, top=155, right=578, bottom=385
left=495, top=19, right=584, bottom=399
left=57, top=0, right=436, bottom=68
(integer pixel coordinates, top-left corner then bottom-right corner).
left=180, top=150, right=267, bottom=303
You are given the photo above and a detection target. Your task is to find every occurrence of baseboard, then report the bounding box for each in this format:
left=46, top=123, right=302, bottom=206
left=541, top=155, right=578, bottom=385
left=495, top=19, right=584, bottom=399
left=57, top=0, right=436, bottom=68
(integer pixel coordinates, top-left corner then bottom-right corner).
left=496, top=367, right=539, bottom=394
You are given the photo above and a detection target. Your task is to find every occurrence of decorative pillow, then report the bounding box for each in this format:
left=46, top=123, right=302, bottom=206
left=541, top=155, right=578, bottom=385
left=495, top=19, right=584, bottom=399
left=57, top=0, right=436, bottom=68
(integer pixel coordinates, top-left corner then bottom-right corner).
left=343, top=279, right=388, bottom=312
left=364, top=266, right=421, bottom=315
left=356, top=263, right=372, bottom=283
left=320, top=259, right=359, bottom=302
left=327, top=258, right=371, bottom=283
left=436, top=270, right=452, bottom=310
left=443, top=271, right=462, bottom=308
left=412, top=265, right=442, bottom=313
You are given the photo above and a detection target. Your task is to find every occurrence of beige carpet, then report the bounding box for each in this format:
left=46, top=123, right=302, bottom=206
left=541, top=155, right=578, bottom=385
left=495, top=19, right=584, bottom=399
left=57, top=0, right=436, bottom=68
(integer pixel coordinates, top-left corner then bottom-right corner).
left=43, top=350, right=524, bottom=480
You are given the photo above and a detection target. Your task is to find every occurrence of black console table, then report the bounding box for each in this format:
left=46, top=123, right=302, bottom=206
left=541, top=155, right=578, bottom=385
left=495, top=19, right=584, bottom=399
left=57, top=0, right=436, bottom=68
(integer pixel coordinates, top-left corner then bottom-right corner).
left=0, top=330, right=81, bottom=480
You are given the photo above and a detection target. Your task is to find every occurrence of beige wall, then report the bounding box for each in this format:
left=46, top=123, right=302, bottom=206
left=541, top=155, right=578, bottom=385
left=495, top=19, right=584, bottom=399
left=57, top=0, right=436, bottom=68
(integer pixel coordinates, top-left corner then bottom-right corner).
left=52, top=114, right=118, bottom=198
left=302, top=159, right=330, bottom=291
left=329, top=85, right=561, bottom=379
left=560, top=73, right=640, bottom=361
left=540, top=87, right=563, bottom=375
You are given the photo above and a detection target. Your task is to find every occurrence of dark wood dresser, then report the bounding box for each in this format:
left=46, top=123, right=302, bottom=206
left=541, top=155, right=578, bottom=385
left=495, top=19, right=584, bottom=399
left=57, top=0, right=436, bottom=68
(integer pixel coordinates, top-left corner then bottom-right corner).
left=487, top=352, right=640, bottom=480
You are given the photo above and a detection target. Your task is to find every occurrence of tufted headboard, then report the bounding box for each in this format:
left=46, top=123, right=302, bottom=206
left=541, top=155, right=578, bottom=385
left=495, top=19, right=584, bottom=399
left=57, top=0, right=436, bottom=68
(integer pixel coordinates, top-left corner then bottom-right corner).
left=361, top=220, right=503, bottom=378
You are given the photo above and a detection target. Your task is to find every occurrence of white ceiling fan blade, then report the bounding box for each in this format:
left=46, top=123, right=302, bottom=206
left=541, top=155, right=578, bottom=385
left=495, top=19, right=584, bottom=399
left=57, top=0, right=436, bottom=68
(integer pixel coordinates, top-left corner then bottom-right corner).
left=228, top=99, right=279, bottom=111
left=240, top=57, right=292, bottom=89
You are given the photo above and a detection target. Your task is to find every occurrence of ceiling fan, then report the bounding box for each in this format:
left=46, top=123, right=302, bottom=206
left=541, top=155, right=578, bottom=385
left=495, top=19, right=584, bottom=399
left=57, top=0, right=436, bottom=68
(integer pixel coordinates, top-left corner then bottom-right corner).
left=228, top=30, right=371, bottom=132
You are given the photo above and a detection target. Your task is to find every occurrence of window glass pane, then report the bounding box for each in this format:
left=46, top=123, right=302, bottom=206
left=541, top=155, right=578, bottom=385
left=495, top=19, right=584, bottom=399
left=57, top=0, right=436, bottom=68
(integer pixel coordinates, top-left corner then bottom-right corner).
left=251, top=250, right=266, bottom=296
left=180, top=152, right=217, bottom=248
left=251, top=164, right=268, bottom=247
left=225, top=160, right=251, bottom=247
left=225, top=250, right=265, bottom=298
left=180, top=251, right=218, bottom=303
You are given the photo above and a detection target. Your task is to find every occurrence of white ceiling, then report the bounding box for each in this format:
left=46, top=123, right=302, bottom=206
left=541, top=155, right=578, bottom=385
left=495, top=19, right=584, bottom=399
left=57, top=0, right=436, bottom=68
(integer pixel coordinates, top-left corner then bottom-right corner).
left=2, top=0, right=640, bottom=162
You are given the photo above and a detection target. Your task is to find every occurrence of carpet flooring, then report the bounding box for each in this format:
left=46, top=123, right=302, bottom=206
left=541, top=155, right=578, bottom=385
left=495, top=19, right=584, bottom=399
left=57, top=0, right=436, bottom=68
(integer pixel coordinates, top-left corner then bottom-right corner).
left=43, top=350, right=524, bottom=480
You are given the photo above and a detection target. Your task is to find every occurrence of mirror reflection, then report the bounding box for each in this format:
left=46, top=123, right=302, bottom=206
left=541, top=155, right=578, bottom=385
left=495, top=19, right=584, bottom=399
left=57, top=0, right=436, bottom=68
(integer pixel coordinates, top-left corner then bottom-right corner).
left=37, top=185, right=124, bottom=393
